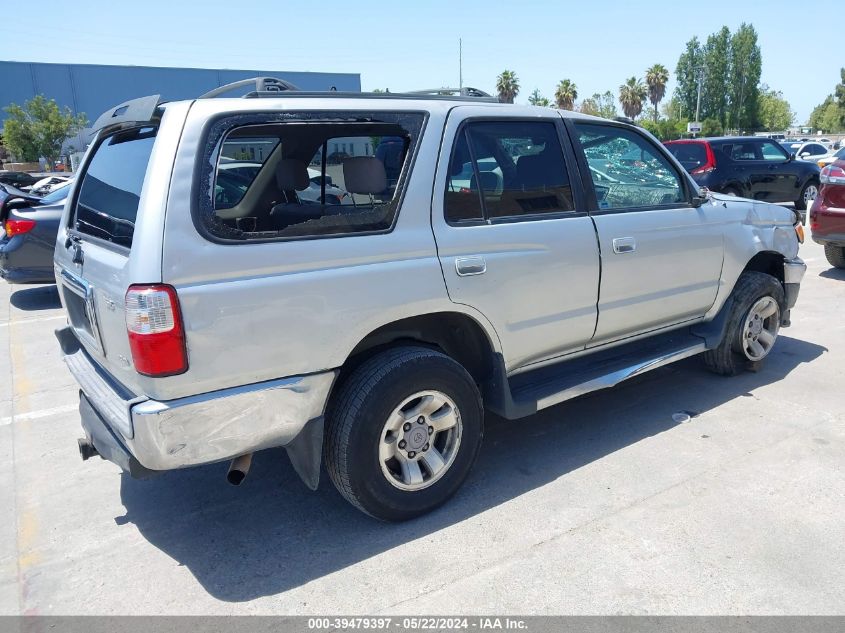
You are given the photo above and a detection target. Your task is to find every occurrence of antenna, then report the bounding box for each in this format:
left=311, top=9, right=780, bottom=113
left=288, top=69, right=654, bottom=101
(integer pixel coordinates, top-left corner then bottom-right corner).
left=459, top=38, right=463, bottom=92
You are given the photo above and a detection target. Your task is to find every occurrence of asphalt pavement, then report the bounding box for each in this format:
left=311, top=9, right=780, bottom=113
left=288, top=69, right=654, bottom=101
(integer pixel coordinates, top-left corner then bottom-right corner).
left=0, top=238, right=842, bottom=615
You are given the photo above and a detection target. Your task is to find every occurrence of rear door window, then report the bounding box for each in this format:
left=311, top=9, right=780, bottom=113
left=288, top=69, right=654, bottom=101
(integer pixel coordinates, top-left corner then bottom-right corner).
left=72, top=126, right=157, bottom=249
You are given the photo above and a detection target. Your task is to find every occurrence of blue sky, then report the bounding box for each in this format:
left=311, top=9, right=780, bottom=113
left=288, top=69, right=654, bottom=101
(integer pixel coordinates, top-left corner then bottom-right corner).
left=1, top=0, right=836, bottom=123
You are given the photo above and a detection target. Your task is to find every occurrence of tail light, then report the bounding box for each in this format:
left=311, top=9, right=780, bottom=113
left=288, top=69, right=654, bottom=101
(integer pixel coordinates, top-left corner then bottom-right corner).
left=820, top=164, right=845, bottom=184
left=125, top=285, right=188, bottom=377
left=690, top=142, right=717, bottom=175
left=4, top=218, right=36, bottom=237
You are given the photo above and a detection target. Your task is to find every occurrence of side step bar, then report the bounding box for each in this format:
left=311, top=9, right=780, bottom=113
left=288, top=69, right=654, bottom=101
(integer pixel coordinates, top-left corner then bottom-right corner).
left=501, top=331, right=707, bottom=420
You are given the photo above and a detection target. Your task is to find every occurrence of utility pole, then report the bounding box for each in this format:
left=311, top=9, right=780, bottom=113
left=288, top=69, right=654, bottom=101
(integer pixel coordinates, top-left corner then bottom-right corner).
left=459, top=38, right=463, bottom=94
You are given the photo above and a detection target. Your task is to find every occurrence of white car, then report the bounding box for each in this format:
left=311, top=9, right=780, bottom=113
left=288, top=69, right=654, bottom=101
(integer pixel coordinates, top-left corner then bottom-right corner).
left=781, top=141, right=829, bottom=161
left=817, top=147, right=845, bottom=169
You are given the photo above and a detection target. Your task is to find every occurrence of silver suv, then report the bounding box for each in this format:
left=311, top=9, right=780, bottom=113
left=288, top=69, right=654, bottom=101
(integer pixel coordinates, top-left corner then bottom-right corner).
left=54, top=80, right=807, bottom=521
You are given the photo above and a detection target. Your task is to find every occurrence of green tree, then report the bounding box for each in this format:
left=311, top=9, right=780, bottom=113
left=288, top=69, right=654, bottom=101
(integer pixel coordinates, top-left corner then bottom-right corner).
left=701, top=118, right=724, bottom=136
left=674, top=37, right=703, bottom=120
left=701, top=27, right=731, bottom=126
left=528, top=88, right=550, bottom=107
left=554, top=79, right=578, bottom=110
left=579, top=91, right=618, bottom=119
left=808, top=96, right=844, bottom=132
left=728, top=23, right=762, bottom=131
left=645, top=63, right=670, bottom=122
left=496, top=70, right=520, bottom=104
left=2, top=95, right=87, bottom=164
left=619, top=77, right=647, bottom=119
left=835, top=67, right=845, bottom=109
left=757, top=86, right=795, bottom=131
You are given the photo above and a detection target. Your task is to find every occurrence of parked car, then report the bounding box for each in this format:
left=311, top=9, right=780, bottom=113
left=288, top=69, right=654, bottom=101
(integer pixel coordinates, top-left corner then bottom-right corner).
left=0, top=171, right=39, bottom=190
left=664, top=137, right=821, bottom=211
left=817, top=147, right=845, bottom=169
left=781, top=141, right=829, bottom=161
left=1, top=182, right=71, bottom=283
left=809, top=160, right=845, bottom=268
left=54, top=83, right=806, bottom=521
left=30, top=175, right=71, bottom=195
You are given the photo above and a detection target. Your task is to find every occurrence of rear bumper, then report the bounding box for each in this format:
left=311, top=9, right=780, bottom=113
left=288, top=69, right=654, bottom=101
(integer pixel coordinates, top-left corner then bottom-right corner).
left=811, top=232, right=845, bottom=246
left=57, top=326, right=337, bottom=473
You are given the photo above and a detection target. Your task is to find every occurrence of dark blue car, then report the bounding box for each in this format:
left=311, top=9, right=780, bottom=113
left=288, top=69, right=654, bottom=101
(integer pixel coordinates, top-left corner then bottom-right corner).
left=0, top=182, right=71, bottom=284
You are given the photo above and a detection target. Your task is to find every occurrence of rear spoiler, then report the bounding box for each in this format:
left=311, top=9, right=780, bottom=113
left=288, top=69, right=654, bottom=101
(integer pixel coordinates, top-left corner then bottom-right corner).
left=91, top=94, right=162, bottom=133
left=90, top=77, right=302, bottom=133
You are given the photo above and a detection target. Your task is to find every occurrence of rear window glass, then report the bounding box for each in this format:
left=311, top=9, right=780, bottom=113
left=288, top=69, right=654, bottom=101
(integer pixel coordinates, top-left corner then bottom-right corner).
left=666, top=143, right=707, bottom=171
left=73, top=126, right=156, bottom=248
left=199, top=111, right=425, bottom=241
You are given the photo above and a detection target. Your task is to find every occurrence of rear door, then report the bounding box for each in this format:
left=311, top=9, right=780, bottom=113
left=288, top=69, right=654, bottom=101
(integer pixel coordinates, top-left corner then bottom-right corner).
left=54, top=101, right=189, bottom=393
left=431, top=108, right=601, bottom=371
left=568, top=120, right=724, bottom=344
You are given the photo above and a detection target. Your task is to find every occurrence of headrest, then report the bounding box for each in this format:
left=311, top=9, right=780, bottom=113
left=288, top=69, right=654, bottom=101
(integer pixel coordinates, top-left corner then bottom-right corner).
left=275, top=159, right=309, bottom=191
left=343, top=157, right=387, bottom=195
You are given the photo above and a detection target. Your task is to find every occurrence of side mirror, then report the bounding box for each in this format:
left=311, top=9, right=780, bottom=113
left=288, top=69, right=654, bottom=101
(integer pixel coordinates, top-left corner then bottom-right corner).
left=691, top=189, right=708, bottom=207
left=789, top=153, right=796, bottom=161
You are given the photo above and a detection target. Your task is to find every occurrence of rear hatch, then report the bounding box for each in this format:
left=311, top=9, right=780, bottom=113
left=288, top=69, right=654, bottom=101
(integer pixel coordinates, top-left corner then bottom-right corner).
left=54, top=96, right=187, bottom=396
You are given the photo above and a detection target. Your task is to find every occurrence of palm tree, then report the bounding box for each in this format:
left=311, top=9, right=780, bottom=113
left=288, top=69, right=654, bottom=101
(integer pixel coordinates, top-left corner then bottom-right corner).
left=619, top=77, right=647, bottom=120
left=554, top=79, right=578, bottom=110
left=645, top=64, right=669, bottom=123
left=496, top=70, right=520, bottom=103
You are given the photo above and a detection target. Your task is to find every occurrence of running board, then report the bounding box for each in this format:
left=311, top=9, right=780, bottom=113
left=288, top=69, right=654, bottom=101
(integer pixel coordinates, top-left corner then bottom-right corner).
left=502, top=331, right=707, bottom=419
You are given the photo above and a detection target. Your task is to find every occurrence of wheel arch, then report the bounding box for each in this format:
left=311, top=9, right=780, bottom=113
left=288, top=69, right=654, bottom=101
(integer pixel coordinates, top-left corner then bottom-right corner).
left=742, top=250, right=785, bottom=284
left=341, top=311, right=501, bottom=387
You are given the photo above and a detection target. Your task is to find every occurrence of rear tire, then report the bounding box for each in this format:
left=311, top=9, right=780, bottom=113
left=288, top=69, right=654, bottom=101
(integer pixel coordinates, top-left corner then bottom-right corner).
left=325, top=346, right=483, bottom=521
left=824, top=244, right=845, bottom=269
left=722, top=186, right=741, bottom=197
left=794, top=179, right=819, bottom=211
left=703, top=272, right=784, bottom=376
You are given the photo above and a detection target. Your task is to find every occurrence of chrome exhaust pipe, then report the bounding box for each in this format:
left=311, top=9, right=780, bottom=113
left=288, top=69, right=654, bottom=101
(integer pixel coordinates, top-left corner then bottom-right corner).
left=226, top=453, right=253, bottom=486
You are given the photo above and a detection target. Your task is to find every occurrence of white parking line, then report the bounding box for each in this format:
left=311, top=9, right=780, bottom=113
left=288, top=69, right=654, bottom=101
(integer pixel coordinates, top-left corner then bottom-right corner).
left=0, top=403, right=78, bottom=427
left=0, top=315, right=67, bottom=328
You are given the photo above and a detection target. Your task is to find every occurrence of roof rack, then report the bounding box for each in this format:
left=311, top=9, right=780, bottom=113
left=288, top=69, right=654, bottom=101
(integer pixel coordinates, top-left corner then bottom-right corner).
left=405, top=87, right=497, bottom=99
left=199, top=77, right=301, bottom=99
left=198, top=77, right=500, bottom=102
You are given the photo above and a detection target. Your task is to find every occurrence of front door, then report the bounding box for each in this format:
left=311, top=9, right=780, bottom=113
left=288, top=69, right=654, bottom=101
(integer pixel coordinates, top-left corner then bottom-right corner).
left=431, top=111, right=601, bottom=372
left=569, top=120, right=725, bottom=344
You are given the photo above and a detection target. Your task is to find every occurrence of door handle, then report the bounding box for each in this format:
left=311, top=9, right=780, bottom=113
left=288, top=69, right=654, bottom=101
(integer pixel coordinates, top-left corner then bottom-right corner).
left=455, top=256, right=486, bottom=276
left=612, top=237, right=636, bottom=254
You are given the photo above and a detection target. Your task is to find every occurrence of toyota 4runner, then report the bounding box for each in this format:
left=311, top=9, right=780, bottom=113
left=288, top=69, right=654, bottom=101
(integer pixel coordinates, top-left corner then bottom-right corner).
left=54, top=79, right=807, bottom=521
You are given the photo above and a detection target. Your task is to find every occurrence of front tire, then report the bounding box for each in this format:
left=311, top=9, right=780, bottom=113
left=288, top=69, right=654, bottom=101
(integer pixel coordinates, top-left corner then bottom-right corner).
left=325, top=346, right=483, bottom=521
left=824, top=244, right=845, bottom=269
left=703, top=272, right=784, bottom=376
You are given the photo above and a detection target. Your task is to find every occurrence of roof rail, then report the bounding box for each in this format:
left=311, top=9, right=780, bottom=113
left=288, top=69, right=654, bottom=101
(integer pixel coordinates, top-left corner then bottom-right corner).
left=406, top=87, right=497, bottom=99
left=199, top=77, right=301, bottom=99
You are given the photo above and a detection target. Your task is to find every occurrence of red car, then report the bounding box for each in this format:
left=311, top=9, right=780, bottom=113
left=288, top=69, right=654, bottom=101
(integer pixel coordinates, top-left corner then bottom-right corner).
left=809, top=160, right=845, bottom=269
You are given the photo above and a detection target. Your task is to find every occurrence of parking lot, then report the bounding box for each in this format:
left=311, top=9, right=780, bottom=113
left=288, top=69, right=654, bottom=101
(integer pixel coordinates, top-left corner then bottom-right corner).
left=0, top=237, right=842, bottom=616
